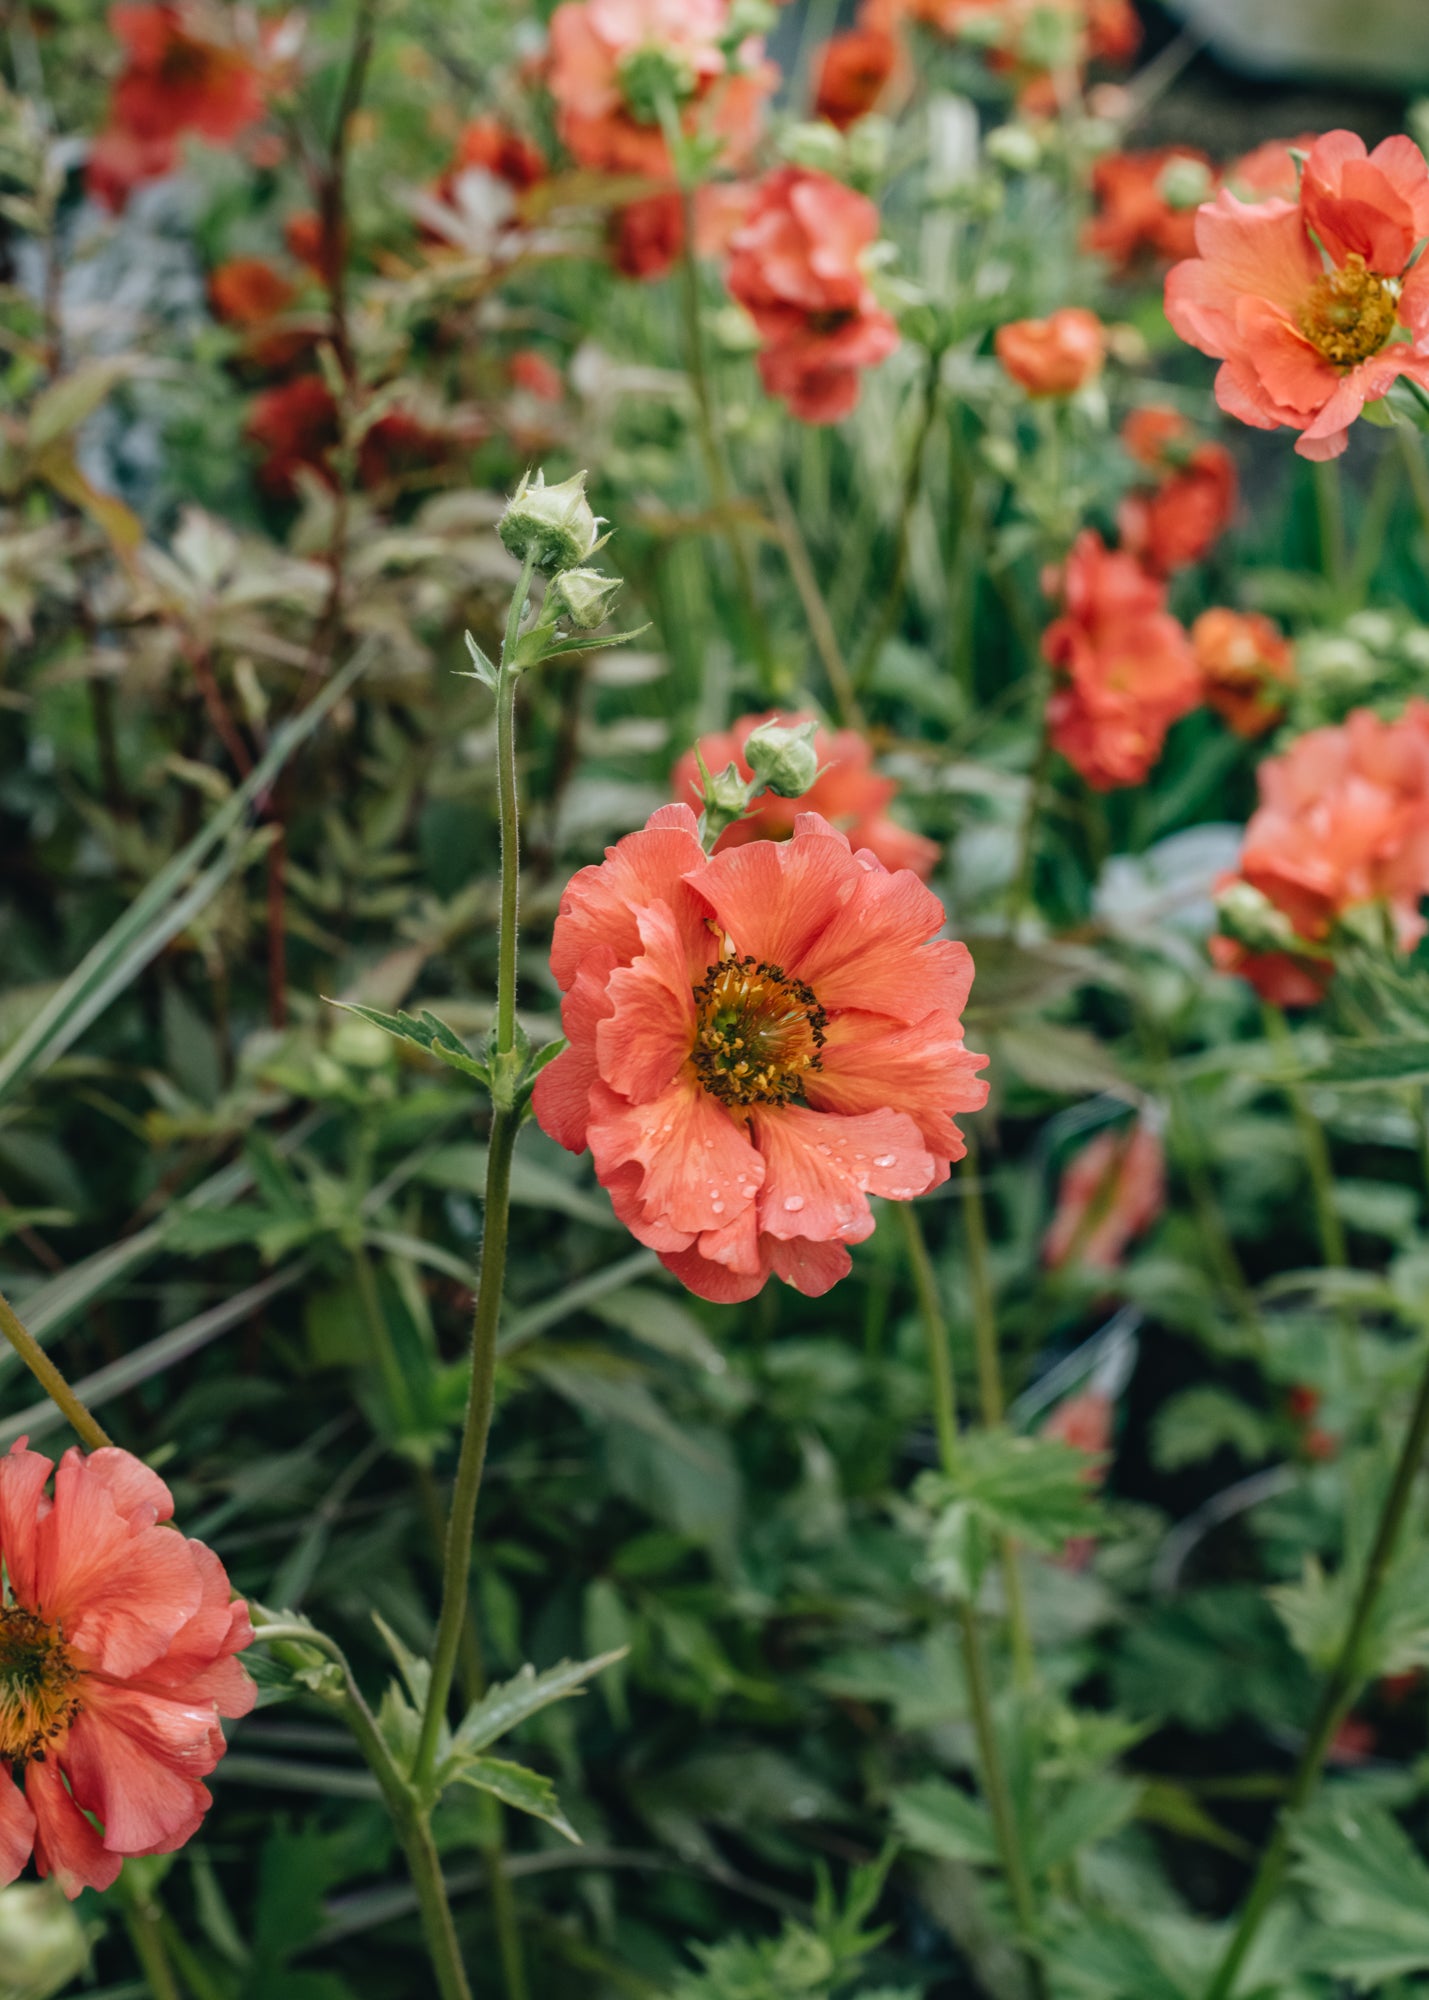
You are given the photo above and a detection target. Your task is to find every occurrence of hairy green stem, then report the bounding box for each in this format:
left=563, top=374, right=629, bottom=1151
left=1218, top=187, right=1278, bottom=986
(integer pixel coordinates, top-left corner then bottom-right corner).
left=900, top=1203, right=1046, bottom=1991
left=852, top=352, right=942, bottom=693
left=0, top=1286, right=112, bottom=1450
left=1201, top=1343, right=1429, bottom=2000
left=124, top=1893, right=184, bottom=2000
left=1007, top=712, right=1052, bottom=931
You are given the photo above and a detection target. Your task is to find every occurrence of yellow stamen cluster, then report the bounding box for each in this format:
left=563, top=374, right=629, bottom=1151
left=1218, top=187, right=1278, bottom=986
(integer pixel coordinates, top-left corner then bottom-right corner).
left=0, top=1608, right=81, bottom=1766
left=692, top=955, right=826, bottom=1108
left=1298, top=254, right=1399, bottom=369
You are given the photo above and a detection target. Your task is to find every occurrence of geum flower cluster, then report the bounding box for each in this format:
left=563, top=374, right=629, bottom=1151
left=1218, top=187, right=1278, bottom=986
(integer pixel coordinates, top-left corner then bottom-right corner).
left=535, top=807, right=987, bottom=1302
left=1215, top=702, right=1429, bottom=1005
left=1167, top=130, right=1429, bottom=459
left=0, top=1443, right=253, bottom=1898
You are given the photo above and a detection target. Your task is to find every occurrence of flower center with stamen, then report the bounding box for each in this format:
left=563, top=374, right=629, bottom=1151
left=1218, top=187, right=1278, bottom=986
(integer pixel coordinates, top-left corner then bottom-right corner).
left=0, top=1607, right=81, bottom=1765
left=691, top=955, right=826, bottom=1108
left=1298, top=254, right=1400, bottom=369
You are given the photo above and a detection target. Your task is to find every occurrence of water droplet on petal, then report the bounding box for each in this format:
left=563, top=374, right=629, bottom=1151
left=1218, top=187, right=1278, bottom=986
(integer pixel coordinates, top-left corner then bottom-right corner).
left=710, top=1199, right=725, bottom=1215
left=783, top=1194, right=805, bottom=1213
left=873, top=1153, right=896, bottom=1168
left=816, top=1143, right=832, bottom=1156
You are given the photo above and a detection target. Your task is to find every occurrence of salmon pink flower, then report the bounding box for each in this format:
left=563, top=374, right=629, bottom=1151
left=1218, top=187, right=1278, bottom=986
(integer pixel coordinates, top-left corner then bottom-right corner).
left=995, top=307, right=1106, bottom=396
left=1043, top=1388, right=1114, bottom=1463
left=672, top=711, right=938, bottom=878
left=0, top=1442, right=253, bottom=1898
left=1166, top=130, right=1429, bottom=460
left=1220, top=704, right=1429, bottom=972
left=1225, top=134, right=1316, bottom=204
left=1192, top=608, right=1295, bottom=737
left=547, top=0, right=774, bottom=178
left=534, top=806, right=987, bottom=1302
left=1044, top=1120, right=1165, bottom=1270
left=445, top=116, right=546, bottom=195
left=814, top=24, right=901, bottom=130
left=1042, top=531, right=1201, bottom=791
left=1117, top=405, right=1237, bottom=575
left=726, top=166, right=899, bottom=422
left=1084, top=147, right=1213, bottom=271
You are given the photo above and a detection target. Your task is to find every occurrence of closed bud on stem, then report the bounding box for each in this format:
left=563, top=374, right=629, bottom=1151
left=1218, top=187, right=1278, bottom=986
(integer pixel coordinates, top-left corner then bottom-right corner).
left=986, top=123, right=1042, bottom=174
left=694, top=753, right=759, bottom=851
left=743, top=717, right=821, bottom=798
left=499, top=468, right=603, bottom=574
left=1158, top=155, right=1215, bottom=211
left=1216, top=878, right=1304, bottom=956
left=724, top=0, right=777, bottom=46
left=618, top=44, right=696, bottom=124
left=779, top=119, right=848, bottom=178
left=550, top=565, right=624, bottom=629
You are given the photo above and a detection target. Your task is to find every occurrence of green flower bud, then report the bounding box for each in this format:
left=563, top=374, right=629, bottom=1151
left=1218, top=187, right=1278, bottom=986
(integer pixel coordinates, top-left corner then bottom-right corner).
left=986, top=123, right=1042, bottom=174
left=743, top=718, right=821, bottom=799
left=1157, top=155, right=1215, bottom=212
left=724, top=0, right=778, bottom=46
left=499, top=468, right=603, bottom=575
left=0, top=1882, right=89, bottom=2000
left=617, top=44, right=696, bottom=125
left=779, top=120, right=848, bottom=178
left=550, top=566, right=623, bottom=630
left=846, top=113, right=893, bottom=186
left=1216, top=878, right=1301, bottom=956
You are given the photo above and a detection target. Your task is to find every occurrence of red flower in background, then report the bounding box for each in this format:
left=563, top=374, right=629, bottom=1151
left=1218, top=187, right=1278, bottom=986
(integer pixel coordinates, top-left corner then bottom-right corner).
left=0, top=1442, right=253, bottom=1898
left=510, top=348, right=565, bottom=401
left=1043, top=1389, right=1115, bottom=1462
left=814, top=24, right=900, bottom=130
left=547, top=0, right=773, bottom=178
left=1084, top=147, right=1213, bottom=270
left=1223, top=704, right=1429, bottom=961
left=995, top=308, right=1106, bottom=396
left=1166, top=130, right=1429, bottom=460
left=1044, top=1120, right=1165, bottom=1270
left=1192, top=608, right=1295, bottom=737
left=246, top=379, right=453, bottom=499
left=611, top=190, right=685, bottom=278
left=446, top=115, right=546, bottom=195
left=727, top=166, right=899, bottom=421
left=1117, top=404, right=1237, bottom=574
left=534, top=806, right=987, bottom=1302
left=88, top=3, right=272, bottom=210
left=1224, top=134, right=1316, bottom=203
left=284, top=211, right=347, bottom=284
left=1042, top=531, right=1201, bottom=790
left=672, top=711, right=939, bottom=878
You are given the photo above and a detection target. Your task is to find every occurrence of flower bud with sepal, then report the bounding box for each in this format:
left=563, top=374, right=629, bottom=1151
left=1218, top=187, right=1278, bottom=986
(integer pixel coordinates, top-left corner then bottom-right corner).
left=499, top=468, right=604, bottom=575
left=743, top=717, right=821, bottom=798
left=550, top=566, right=624, bottom=629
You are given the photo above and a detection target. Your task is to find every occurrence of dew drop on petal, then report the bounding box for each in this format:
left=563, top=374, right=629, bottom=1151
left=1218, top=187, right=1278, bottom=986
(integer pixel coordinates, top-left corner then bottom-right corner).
left=710, top=1200, right=725, bottom=1215
left=783, top=1194, right=805, bottom=1213
left=873, top=1153, right=896, bottom=1168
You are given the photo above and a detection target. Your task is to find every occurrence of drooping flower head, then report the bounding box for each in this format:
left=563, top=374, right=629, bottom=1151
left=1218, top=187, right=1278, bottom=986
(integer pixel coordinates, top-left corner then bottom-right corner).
left=1192, top=608, right=1295, bottom=738
left=1117, top=404, right=1237, bottom=575
left=547, top=0, right=774, bottom=178
left=0, top=1443, right=254, bottom=1898
left=1213, top=705, right=1429, bottom=1007
left=672, top=711, right=939, bottom=878
left=1166, top=130, right=1429, bottom=460
left=995, top=308, right=1106, bottom=396
left=1042, top=530, right=1201, bottom=791
left=726, top=166, right=899, bottom=422
left=1043, top=1119, right=1165, bottom=1271
left=1084, top=147, right=1214, bottom=271
left=814, top=23, right=901, bottom=130
left=534, top=807, right=987, bottom=1302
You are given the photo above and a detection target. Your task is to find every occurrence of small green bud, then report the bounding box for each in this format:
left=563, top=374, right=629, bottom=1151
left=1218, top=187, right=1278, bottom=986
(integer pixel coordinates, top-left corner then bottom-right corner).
left=0, top=1882, right=89, bottom=2000
left=986, top=123, right=1042, bottom=174
left=724, top=0, right=777, bottom=46
left=743, top=717, right=821, bottom=799
left=1216, top=879, right=1301, bottom=956
left=499, top=468, right=603, bottom=575
left=1157, top=155, right=1215, bottom=212
left=550, top=566, right=623, bottom=629
left=617, top=43, right=695, bottom=125
left=1018, top=2, right=1080, bottom=69
left=779, top=120, right=848, bottom=178
left=846, top=113, right=893, bottom=186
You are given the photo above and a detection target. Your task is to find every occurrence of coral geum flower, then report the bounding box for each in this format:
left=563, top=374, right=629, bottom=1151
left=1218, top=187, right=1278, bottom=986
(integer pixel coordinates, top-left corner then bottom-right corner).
left=1193, top=608, right=1295, bottom=737
left=1117, top=405, right=1237, bottom=575
left=1043, top=531, right=1201, bottom=791
left=726, top=167, right=899, bottom=422
left=534, top=807, right=987, bottom=1302
left=547, top=0, right=773, bottom=178
left=995, top=308, right=1106, bottom=396
left=1220, top=704, right=1429, bottom=973
left=814, top=24, right=901, bottom=131
left=672, top=711, right=938, bottom=878
left=0, top=1443, right=253, bottom=1897
left=1084, top=147, right=1213, bottom=270
left=1166, top=131, right=1429, bottom=460
left=1043, top=1121, right=1165, bottom=1270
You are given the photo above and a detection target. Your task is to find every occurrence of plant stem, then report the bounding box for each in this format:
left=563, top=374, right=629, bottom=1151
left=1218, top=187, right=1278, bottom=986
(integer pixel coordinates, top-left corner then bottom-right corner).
left=900, top=1203, right=1046, bottom=1991
left=852, top=351, right=943, bottom=693
left=1312, top=458, right=1346, bottom=599
left=1398, top=423, right=1429, bottom=551
left=960, top=1151, right=1036, bottom=1690
left=0, top=1286, right=112, bottom=1450
left=1200, top=1341, right=1429, bottom=2000
left=674, top=206, right=777, bottom=696
left=415, top=556, right=534, bottom=1793
left=1007, top=712, right=1052, bottom=930
left=763, top=465, right=865, bottom=731
left=124, top=1888, right=184, bottom=2000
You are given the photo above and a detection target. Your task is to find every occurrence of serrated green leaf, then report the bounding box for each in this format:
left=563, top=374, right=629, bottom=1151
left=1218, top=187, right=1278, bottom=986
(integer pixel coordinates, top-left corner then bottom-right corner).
left=926, top=1428, right=1102, bottom=1548
left=1292, top=1801, right=1429, bottom=1987
left=1151, top=1386, right=1272, bottom=1473
left=329, top=1002, right=491, bottom=1085
left=1297, top=1038, right=1429, bottom=1086
left=1030, top=1774, right=1141, bottom=1877
left=371, top=1612, right=431, bottom=1711
left=454, top=1755, right=580, bottom=1842
left=890, top=1777, right=998, bottom=1866
left=451, top=1649, right=627, bottom=1756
